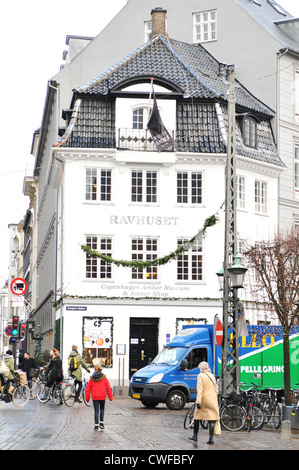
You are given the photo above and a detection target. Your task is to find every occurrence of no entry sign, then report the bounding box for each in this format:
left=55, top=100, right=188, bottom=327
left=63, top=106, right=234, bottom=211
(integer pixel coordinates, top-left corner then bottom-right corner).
left=215, top=318, right=223, bottom=346
left=10, top=278, right=27, bottom=296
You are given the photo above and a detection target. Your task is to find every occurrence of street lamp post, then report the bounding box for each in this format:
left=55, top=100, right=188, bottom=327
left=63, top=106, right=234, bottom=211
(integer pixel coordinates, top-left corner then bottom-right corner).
left=217, top=253, right=247, bottom=395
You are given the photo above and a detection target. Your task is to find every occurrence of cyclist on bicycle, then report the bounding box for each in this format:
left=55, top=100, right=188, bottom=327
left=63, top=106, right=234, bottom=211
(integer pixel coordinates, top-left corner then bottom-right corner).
left=68, top=345, right=90, bottom=403
left=45, top=350, right=63, bottom=388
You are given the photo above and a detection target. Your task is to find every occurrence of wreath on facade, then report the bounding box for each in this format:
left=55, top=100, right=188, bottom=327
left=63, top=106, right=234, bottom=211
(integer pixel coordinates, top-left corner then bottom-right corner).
left=81, top=213, right=220, bottom=269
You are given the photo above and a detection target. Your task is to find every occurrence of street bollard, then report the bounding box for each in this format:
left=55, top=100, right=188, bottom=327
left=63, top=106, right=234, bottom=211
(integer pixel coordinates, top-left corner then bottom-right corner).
left=280, top=420, right=291, bottom=440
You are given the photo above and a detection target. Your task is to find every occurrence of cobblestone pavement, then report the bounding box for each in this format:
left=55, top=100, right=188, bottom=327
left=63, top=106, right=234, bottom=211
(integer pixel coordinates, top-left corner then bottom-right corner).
left=1, top=397, right=299, bottom=453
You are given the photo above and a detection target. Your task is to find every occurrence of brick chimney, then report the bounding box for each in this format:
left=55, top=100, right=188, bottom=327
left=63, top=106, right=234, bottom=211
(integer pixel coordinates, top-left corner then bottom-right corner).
left=150, top=7, right=167, bottom=39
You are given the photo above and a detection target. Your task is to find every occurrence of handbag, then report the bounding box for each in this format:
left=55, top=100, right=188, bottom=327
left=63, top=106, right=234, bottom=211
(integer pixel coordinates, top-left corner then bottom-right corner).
left=214, top=420, right=221, bottom=436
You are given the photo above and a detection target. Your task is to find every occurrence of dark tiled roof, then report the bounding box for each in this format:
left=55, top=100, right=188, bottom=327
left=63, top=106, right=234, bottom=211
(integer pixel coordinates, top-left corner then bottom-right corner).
left=74, top=36, right=275, bottom=118
left=57, top=34, right=285, bottom=168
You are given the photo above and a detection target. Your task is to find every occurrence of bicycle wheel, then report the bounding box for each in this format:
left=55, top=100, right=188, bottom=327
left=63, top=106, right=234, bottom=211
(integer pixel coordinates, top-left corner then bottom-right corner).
left=27, top=378, right=38, bottom=400
left=184, top=404, right=195, bottom=429
left=63, top=385, right=76, bottom=407
left=37, top=384, right=50, bottom=403
left=252, top=405, right=264, bottom=430
left=0, top=391, right=6, bottom=409
left=220, top=404, right=246, bottom=432
left=53, top=384, right=62, bottom=405
left=12, top=385, right=30, bottom=407
left=200, top=420, right=208, bottom=429
left=272, top=403, right=281, bottom=429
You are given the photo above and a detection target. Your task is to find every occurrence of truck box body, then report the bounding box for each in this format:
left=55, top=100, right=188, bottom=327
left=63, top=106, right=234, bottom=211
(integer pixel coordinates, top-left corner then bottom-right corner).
left=129, top=322, right=299, bottom=409
left=239, top=325, right=299, bottom=389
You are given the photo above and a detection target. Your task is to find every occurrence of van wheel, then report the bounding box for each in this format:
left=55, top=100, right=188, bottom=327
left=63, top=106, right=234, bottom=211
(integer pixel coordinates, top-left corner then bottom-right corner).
left=166, top=390, right=186, bottom=410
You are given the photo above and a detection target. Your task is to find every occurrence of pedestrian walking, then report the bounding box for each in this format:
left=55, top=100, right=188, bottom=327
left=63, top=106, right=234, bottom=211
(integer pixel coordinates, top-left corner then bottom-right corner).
left=85, top=364, right=113, bottom=430
left=68, top=345, right=90, bottom=403
left=188, top=361, right=219, bottom=445
left=20, top=352, right=36, bottom=385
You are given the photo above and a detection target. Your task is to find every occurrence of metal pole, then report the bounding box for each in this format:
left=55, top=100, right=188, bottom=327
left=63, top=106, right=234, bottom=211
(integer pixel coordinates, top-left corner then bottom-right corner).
left=221, top=65, right=239, bottom=395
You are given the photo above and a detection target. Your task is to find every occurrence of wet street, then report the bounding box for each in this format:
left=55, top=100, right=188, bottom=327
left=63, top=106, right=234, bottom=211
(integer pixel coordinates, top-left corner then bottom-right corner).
left=1, top=396, right=299, bottom=454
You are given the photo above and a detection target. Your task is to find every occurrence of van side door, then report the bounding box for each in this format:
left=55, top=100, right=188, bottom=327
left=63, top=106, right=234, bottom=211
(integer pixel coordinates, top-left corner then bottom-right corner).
left=179, top=347, right=208, bottom=400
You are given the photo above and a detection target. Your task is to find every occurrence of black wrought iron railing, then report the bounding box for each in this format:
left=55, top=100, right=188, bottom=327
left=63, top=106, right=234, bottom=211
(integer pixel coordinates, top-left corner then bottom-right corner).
left=118, top=128, right=175, bottom=151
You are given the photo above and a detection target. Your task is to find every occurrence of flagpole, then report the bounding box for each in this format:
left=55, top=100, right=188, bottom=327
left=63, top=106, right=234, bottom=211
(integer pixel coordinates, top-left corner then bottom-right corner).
left=146, top=77, right=154, bottom=150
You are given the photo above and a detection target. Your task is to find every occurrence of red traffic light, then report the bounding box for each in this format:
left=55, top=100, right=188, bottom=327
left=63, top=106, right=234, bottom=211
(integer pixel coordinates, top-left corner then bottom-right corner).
left=19, top=322, right=26, bottom=337
left=12, top=316, right=19, bottom=336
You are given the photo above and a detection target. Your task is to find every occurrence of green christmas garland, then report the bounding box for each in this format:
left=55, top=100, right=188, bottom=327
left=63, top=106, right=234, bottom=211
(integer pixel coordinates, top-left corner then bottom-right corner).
left=81, top=214, right=219, bottom=269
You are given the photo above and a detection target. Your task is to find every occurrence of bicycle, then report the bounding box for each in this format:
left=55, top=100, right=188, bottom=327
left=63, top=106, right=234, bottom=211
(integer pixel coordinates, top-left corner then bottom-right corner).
left=37, top=378, right=63, bottom=405
left=242, top=390, right=264, bottom=432
left=259, top=388, right=281, bottom=429
left=0, top=372, right=30, bottom=408
left=219, top=394, right=246, bottom=432
left=290, top=384, right=299, bottom=418
left=63, top=376, right=92, bottom=407
left=183, top=403, right=208, bottom=430
left=26, top=368, right=44, bottom=399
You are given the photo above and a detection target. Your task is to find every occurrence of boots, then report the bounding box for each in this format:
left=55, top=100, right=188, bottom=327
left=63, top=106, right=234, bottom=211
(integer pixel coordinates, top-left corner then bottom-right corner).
left=207, top=421, right=215, bottom=445
left=188, top=419, right=199, bottom=442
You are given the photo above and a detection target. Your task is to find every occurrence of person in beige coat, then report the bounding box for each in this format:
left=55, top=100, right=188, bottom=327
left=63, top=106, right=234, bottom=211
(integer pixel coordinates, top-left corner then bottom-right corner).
left=188, top=361, right=219, bottom=444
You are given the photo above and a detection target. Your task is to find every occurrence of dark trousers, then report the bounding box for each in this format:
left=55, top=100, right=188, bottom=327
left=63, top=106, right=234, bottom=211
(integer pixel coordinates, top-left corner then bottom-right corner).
left=93, top=400, right=105, bottom=424
left=74, top=380, right=82, bottom=398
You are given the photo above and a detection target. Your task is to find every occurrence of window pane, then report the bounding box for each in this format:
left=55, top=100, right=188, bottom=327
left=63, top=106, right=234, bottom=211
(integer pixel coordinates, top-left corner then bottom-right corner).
left=132, top=171, right=143, bottom=202
left=100, top=170, right=112, bottom=201
left=295, top=147, right=299, bottom=190
left=86, top=168, right=97, bottom=201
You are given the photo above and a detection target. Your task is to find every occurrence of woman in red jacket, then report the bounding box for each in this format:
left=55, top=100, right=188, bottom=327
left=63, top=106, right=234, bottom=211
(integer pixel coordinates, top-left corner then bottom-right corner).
left=85, top=364, right=113, bottom=430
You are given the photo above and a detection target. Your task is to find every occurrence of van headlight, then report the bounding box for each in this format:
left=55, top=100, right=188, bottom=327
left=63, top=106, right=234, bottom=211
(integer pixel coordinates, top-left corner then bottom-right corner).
left=148, top=373, right=164, bottom=383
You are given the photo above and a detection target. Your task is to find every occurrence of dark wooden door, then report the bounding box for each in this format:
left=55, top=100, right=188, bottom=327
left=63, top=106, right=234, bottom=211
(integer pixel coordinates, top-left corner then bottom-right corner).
left=129, top=318, right=159, bottom=378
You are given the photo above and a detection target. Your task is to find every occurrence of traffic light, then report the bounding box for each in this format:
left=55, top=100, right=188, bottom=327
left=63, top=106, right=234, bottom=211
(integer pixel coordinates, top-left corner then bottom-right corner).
left=12, top=315, right=19, bottom=338
left=19, top=322, right=26, bottom=341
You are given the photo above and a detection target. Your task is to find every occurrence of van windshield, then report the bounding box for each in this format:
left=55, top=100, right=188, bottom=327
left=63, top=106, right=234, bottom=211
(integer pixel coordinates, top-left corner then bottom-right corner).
left=151, top=347, right=187, bottom=366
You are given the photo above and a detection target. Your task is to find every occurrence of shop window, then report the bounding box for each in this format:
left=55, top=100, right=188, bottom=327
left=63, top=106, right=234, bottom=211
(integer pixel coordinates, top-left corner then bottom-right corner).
left=83, top=317, right=113, bottom=368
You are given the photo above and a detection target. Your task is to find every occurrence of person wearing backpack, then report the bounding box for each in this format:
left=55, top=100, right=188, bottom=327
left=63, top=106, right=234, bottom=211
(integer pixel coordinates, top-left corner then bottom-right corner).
left=1, top=350, right=16, bottom=394
left=68, top=345, right=90, bottom=403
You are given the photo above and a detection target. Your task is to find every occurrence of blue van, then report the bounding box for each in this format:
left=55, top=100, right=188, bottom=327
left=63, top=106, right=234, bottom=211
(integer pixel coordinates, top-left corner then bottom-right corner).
left=129, top=324, right=222, bottom=410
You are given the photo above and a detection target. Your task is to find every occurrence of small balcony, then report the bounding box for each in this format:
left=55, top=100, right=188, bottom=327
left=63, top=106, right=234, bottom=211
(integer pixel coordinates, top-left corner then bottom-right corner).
left=118, top=128, right=175, bottom=151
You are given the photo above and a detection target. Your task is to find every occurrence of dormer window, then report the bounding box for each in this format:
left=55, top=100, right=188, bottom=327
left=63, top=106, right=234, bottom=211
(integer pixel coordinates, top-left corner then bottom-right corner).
left=238, top=115, right=258, bottom=148
left=244, top=117, right=257, bottom=148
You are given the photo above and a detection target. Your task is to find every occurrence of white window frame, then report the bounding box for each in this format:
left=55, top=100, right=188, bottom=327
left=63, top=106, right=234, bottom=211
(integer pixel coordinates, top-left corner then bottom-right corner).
left=85, top=236, right=112, bottom=280
left=177, top=238, right=203, bottom=282
left=177, top=171, right=203, bottom=205
left=255, top=179, right=268, bottom=214
left=131, top=236, right=158, bottom=281
left=295, top=70, right=299, bottom=124
left=131, top=169, right=158, bottom=204
left=144, top=20, right=152, bottom=42
left=85, top=167, right=112, bottom=202
left=243, top=117, right=257, bottom=148
left=237, top=175, right=246, bottom=209
left=295, top=145, right=299, bottom=191
left=193, top=10, right=217, bottom=43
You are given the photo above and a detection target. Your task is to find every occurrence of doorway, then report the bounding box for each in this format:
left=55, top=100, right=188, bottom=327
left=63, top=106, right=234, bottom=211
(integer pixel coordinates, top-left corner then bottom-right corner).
left=129, top=318, right=159, bottom=378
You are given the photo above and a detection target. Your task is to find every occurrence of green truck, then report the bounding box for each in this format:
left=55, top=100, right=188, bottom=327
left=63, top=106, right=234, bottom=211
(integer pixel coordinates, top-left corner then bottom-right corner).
left=239, top=325, right=299, bottom=390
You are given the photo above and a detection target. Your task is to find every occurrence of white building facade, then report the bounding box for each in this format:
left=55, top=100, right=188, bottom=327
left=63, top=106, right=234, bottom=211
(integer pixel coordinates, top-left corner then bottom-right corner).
left=48, top=23, right=284, bottom=385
